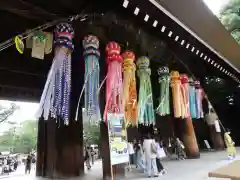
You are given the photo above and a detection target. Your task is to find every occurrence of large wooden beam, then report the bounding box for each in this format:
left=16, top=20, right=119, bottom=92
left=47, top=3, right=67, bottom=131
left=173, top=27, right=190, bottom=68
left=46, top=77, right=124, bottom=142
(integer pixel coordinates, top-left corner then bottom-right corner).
left=0, top=0, right=58, bottom=21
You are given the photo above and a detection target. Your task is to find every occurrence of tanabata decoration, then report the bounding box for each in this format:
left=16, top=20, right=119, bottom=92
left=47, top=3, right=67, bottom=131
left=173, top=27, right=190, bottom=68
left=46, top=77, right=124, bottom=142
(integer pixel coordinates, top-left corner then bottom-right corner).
left=156, top=66, right=170, bottom=116
left=195, top=80, right=204, bottom=119
left=137, top=56, right=155, bottom=125
left=122, top=50, right=138, bottom=126
left=104, top=42, right=124, bottom=121
left=82, top=35, right=101, bottom=122
left=180, top=74, right=190, bottom=119
left=170, top=71, right=182, bottom=118
left=188, top=78, right=197, bottom=119
left=37, top=23, right=74, bottom=124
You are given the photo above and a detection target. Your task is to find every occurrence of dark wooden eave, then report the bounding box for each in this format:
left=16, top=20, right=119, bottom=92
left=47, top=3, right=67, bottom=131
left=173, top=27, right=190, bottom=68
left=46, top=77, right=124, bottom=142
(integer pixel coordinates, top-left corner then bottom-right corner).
left=152, top=0, right=240, bottom=73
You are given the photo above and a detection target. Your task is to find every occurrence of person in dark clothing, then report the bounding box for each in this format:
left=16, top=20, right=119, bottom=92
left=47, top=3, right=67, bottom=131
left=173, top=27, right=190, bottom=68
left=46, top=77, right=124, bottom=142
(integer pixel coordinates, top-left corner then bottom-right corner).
left=85, top=146, right=91, bottom=170
left=25, top=155, right=32, bottom=174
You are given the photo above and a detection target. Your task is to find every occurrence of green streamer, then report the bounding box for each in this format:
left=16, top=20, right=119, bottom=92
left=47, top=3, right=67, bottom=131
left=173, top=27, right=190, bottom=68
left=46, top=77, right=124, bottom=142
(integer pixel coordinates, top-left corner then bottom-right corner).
left=156, top=67, right=170, bottom=116
left=137, top=56, right=155, bottom=125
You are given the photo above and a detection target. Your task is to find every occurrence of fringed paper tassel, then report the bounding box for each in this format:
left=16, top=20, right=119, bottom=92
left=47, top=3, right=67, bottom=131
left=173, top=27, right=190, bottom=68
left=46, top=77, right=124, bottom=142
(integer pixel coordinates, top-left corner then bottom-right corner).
left=170, top=71, right=181, bottom=118
left=156, top=67, right=170, bottom=116
left=104, top=42, right=124, bottom=122
left=122, top=50, right=138, bottom=126
left=37, top=23, right=74, bottom=125
left=82, top=35, right=100, bottom=123
left=195, top=81, right=204, bottom=119
left=180, top=74, right=190, bottom=118
left=189, top=78, right=197, bottom=119
left=137, top=56, right=155, bottom=125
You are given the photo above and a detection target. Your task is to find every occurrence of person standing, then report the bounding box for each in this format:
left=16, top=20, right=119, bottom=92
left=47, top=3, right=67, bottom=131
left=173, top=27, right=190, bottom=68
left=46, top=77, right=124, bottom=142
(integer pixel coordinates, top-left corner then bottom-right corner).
left=25, top=155, right=32, bottom=174
left=85, top=146, right=91, bottom=170
left=134, top=140, right=145, bottom=171
left=155, top=138, right=166, bottom=175
left=127, top=141, right=135, bottom=165
left=224, top=131, right=236, bottom=160
left=143, top=134, right=158, bottom=178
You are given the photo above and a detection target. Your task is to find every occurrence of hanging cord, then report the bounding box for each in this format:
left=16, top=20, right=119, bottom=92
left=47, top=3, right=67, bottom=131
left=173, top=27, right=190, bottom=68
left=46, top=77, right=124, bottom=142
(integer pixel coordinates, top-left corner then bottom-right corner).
left=0, top=12, right=88, bottom=52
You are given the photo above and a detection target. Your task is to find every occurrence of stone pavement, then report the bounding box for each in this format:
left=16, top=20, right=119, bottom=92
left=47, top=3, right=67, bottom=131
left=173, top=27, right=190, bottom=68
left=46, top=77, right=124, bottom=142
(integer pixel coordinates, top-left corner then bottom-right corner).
left=1, top=149, right=239, bottom=180
left=86, top=149, right=239, bottom=180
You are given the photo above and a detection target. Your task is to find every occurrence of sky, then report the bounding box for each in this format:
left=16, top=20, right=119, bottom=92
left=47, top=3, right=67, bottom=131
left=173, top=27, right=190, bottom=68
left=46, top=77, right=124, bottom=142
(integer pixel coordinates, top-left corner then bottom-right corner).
left=0, top=0, right=231, bottom=131
left=204, top=0, right=230, bottom=15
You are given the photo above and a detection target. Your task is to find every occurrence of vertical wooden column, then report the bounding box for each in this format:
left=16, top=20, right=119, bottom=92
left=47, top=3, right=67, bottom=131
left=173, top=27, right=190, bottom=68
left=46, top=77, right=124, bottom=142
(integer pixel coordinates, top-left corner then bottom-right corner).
left=177, top=118, right=200, bottom=159
left=209, top=124, right=224, bottom=150
left=36, top=48, right=85, bottom=178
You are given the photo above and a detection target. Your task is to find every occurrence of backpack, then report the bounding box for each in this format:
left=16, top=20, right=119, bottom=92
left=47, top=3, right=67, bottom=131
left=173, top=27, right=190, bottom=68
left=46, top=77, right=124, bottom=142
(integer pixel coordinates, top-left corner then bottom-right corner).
left=151, top=141, right=157, bottom=154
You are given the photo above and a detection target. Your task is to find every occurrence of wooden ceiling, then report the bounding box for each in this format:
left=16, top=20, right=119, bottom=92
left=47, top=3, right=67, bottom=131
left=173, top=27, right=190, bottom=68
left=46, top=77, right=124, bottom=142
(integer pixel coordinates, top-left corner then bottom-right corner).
left=0, top=0, right=238, bottom=102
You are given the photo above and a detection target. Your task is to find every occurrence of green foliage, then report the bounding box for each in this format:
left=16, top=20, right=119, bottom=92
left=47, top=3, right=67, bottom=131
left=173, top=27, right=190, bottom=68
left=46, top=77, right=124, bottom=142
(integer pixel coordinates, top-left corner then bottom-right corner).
left=0, top=120, right=38, bottom=153
left=83, top=122, right=100, bottom=146
left=219, top=0, right=240, bottom=44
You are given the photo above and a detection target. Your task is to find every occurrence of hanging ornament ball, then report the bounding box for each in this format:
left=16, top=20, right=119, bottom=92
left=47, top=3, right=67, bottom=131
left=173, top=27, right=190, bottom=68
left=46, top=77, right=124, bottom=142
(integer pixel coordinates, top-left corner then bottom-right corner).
left=122, top=50, right=135, bottom=61
left=194, top=80, right=201, bottom=88
left=106, top=53, right=123, bottom=64
left=55, top=23, right=74, bottom=38
left=137, top=56, right=150, bottom=69
left=180, top=74, right=189, bottom=84
left=157, top=66, right=169, bottom=76
left=106, top=41, right=121, bottom=55
left=170, top=71, right=180, bottom=79
left=14, top=36, right=24, bottom=54
left=82, top=35, right=99, bottom=49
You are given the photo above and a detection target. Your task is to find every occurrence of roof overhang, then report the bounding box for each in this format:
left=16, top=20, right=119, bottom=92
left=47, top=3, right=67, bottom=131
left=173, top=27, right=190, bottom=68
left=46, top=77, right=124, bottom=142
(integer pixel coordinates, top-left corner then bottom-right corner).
left=149, top=0, right=240, bottom=73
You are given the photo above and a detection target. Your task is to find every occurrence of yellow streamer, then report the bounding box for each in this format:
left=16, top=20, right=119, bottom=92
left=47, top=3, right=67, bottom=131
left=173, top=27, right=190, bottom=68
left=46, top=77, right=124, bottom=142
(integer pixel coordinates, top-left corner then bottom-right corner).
left=122, top=51, right=138, bottom=126
left=170, top=71, right=182, bottom=118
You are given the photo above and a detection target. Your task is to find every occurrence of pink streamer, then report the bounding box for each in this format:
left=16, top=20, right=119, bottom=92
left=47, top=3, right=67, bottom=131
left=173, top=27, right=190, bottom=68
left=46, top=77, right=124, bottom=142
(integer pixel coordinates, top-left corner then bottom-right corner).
left=104, top=42, right=124, bottom=122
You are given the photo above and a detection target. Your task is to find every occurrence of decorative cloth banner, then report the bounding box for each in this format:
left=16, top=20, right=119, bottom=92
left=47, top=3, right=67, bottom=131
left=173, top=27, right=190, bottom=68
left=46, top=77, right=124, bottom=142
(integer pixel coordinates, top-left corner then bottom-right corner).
left=36, top=23, right=74, bottom=124
left=122, top=50, right=138, bottom=126
left=137, top=56, right=155, bottom=125
left=188, top=78, right=197, bottom=119
left=156, top=66, right=170, bottom=116
left=170, top=71, right=182, bottom=118
left=195, top=81, right=204, bottom=119
left=104, top=42, right=124, bottom=121
left=82, top=35, right=100, bottom=123
left=180, top=74, right=190, bottom=119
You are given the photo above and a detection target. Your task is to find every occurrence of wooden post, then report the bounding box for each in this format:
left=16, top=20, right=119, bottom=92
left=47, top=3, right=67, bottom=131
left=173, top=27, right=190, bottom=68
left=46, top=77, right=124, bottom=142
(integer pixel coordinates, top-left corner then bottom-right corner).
left=209, top=124, right=224, bottom=150
left=176, top=118, right=200, bottom=159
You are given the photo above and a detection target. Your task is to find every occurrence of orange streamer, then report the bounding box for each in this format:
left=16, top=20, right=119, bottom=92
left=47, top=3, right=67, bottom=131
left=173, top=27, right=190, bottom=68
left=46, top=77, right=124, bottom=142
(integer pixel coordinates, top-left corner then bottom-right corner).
left=122, top=51, right=138, bottom=126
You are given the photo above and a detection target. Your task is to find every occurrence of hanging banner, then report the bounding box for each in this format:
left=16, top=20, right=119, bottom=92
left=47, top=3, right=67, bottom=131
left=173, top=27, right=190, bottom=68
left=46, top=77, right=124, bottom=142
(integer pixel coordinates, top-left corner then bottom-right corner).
left=32, top=36, right=45, bottom=60
left=107, top=113, right=129, bottom=165
left=44, top=32, right=53, bottom=54
left=215, top=120, right=221, bottom=133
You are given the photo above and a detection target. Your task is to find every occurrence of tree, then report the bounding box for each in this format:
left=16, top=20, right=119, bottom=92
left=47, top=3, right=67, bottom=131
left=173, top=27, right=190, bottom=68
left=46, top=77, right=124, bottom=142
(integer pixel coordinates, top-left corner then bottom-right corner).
left=219, top=0, right=240, bottom=44
left=0, top=120, right=38, bottom=153
left=0, top=103, right=19, bottom=123
left=83, top=122, right=100, bottom=146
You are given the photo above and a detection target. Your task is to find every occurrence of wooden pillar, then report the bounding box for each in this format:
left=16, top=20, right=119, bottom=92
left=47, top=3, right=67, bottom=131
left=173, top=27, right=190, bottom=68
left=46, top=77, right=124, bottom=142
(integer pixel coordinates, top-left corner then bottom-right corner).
left=176, top=118, right=200, bottom=159
left=209, top=124, right=224, bottom=150
left=36, top=48, right=85, bottom=178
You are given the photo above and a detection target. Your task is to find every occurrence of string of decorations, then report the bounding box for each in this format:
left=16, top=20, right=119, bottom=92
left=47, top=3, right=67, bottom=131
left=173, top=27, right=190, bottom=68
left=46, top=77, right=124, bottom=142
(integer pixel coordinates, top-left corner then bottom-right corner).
left=0, top=13, right=87, bottom=53
left=36, top=23, right=74, bottom=124
left=122, top=50, right=138, bottom=126
left=82, top=35, right=101, bottom=123
left=104, top=42, right=124, bottom=122
left=156, top=66, right=170, bottom=116
left=137, top=56, right=155, bottom=125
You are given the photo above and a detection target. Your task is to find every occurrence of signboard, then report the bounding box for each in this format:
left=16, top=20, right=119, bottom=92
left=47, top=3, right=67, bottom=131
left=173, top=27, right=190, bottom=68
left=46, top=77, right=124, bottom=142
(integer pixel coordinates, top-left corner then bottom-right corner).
left=107, top=113, right=129, bottom=165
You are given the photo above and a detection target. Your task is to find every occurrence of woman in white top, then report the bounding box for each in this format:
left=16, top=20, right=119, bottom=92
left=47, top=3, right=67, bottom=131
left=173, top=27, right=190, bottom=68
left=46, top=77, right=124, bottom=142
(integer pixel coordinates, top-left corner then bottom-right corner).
left=143, top=134, right=158, bottom=178
left=128, top=142, right=135, bottom=165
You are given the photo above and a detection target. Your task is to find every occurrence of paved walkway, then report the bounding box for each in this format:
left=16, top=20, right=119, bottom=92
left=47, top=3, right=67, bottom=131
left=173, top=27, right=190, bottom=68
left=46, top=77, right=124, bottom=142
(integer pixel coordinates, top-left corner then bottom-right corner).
left=86, top=149, right=239, bottom=180
left=1, top=149, right=239, bottom=180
